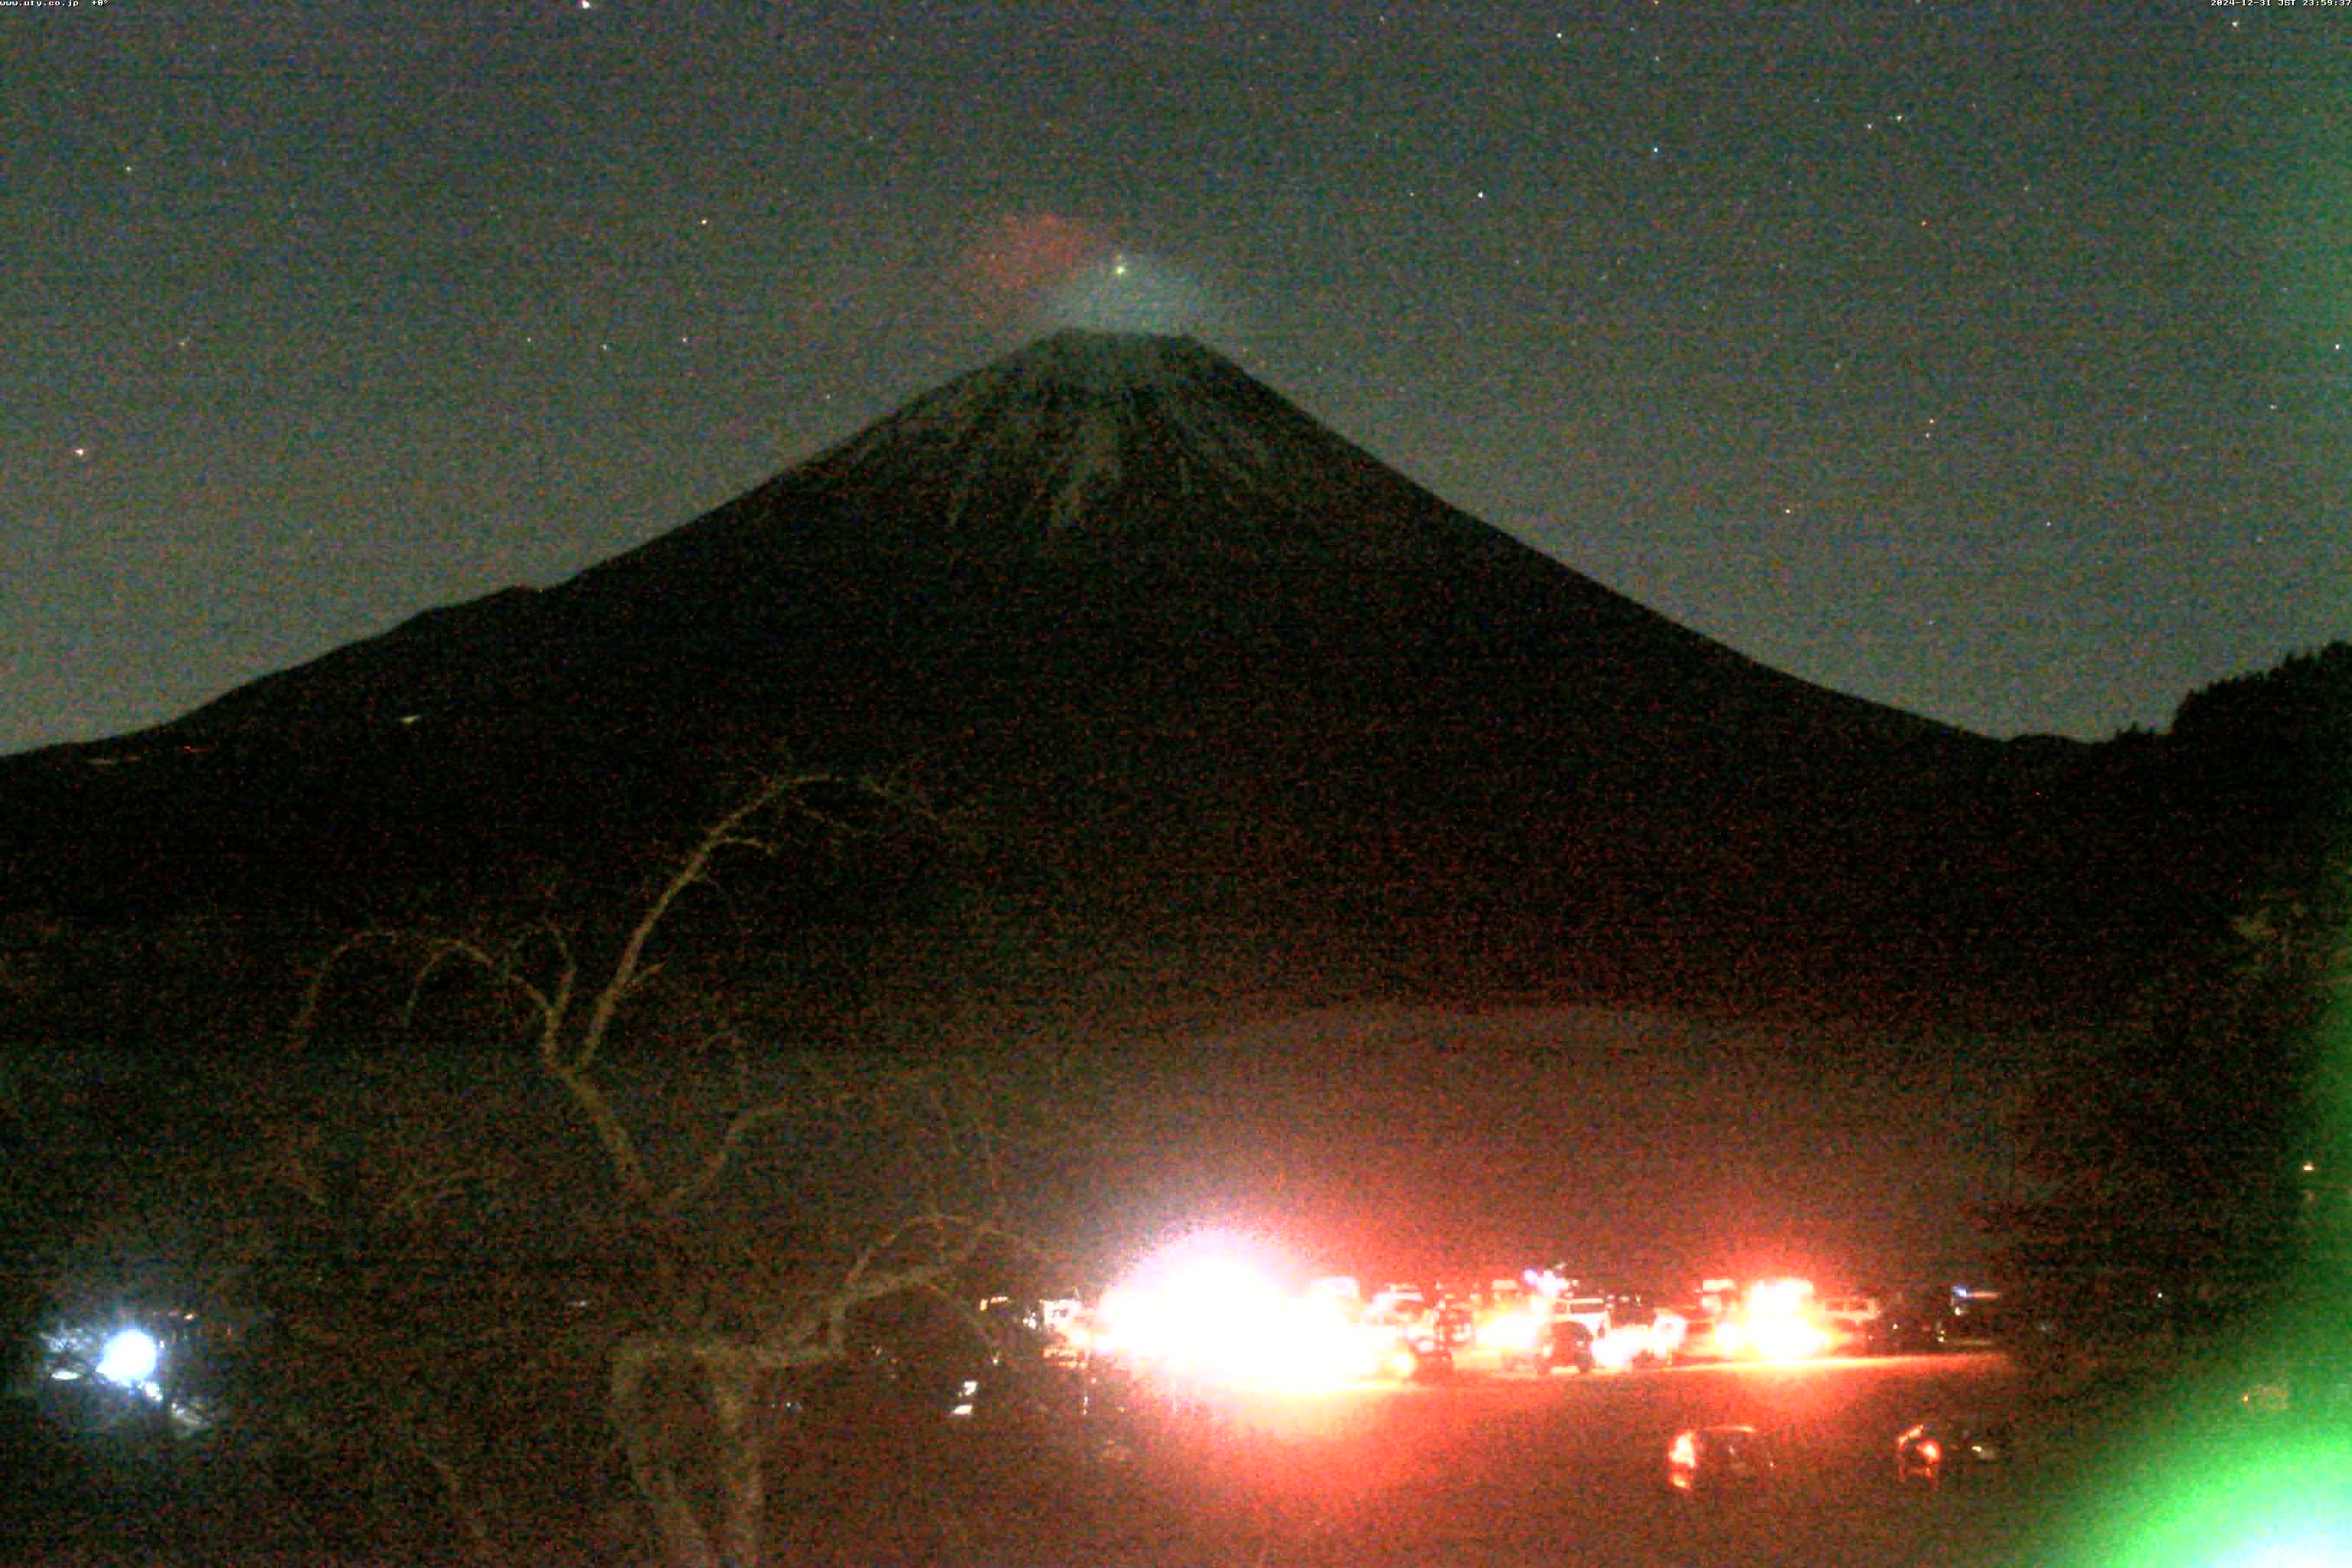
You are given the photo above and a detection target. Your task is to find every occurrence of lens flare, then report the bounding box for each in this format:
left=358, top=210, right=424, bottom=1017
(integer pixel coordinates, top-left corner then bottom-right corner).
left=96, top=1328, right=159, bottom=1387
left=2060, top=1431, right=2352, bottom=1566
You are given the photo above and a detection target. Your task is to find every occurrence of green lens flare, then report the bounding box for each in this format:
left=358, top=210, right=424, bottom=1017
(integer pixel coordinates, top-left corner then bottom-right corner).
left=2063, top=1429, right=2352, bottom=1568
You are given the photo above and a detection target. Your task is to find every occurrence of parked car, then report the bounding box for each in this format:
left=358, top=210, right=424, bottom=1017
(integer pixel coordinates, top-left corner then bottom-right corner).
left=1527, top=1317, right=1595, bottom=1376
left=1863, top=1289, right=1952, bottom=1354
left=1667, top=1309, right=1723, bottom=1364
left=1818, top=1293, right=1883, bottom=1352
left=1893, top=1416, right=2014, bottom=1487
left=1938, top=1286, right=2011, bottom=1348
left=1667, top=1425, right=1781, bottom=1494
left=1390, top=1328, right=1455, bottom=1383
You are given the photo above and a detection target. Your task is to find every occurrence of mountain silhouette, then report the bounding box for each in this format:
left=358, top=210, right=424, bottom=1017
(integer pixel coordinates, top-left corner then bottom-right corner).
left=0, top=332, right=2103, bottom=1024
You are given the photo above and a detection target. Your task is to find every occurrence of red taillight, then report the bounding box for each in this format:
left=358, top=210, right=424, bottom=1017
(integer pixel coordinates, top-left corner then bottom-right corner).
left=1916, top=1439, right=1942, bottom=1466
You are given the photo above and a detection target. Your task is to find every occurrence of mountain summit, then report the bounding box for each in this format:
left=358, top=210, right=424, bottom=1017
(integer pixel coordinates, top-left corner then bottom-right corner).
left=595, top=330, right=1576, bottom=580
left=749, top=329, right=1353, bottom=554
left=5, top=332, right=2040, bottom=1018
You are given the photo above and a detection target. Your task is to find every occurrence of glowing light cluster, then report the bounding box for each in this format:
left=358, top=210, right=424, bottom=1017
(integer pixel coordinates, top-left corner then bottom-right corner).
left=1718, top=1277, right=1832, bottom=1362
left=1094, top=1232, right=1391, bottom=1392
left=1590, top=1324, right=1654, bottom=1370
left=1484, top=1305, right=1543, bottom=1355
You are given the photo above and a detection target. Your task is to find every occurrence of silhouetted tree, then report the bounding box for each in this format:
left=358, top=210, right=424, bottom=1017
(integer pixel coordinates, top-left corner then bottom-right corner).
left=169, top=767, right=1041, bottom=1567
left=1996, top=645, right=2352, bottom=1328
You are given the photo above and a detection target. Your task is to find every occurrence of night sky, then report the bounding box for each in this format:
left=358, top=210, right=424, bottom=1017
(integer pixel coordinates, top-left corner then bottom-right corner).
left=8, top=1, right=2347, bottom=757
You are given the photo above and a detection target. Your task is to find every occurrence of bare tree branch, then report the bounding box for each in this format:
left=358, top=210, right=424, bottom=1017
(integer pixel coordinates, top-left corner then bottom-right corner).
left=267, top=762, right=1005, bottom=1568
left=659, top=1097, right=803, bottom=1217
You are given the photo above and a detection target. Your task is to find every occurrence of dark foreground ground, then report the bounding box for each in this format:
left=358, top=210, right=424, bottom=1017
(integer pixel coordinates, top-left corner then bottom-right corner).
left=11, top=1350, right=2344, bottom=1565
left=956, top=1351, right=2050, bottom=1568
left=802, top=1349, right=2343, bottom=1568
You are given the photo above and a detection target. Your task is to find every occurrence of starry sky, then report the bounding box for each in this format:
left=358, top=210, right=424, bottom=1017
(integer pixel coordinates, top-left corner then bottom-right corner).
left=8, top=0, right=2347, bottom=757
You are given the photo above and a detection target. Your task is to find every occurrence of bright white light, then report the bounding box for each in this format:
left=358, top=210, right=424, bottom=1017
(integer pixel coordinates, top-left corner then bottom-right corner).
left=1736, top=1278, right=1830, bottom=1361
left=1486, top=1307, right=1542, bottom=1354
left=1747, top=1313, right=1830, bottom=1361
left=1592, top=1325, right=1655, bottom=1369
left=96, top=1328, right=159, bottom=1387
left=1749, top=1278, right=1814, bottom=1316
left=1100, top=1247, right=1285, bottom=1380
left=1098, top=1230, right=1371, bottom=1390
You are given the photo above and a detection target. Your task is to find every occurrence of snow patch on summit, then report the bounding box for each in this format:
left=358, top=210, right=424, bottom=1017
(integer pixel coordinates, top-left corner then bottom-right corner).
left=821, top=332, right=1306, bottom=539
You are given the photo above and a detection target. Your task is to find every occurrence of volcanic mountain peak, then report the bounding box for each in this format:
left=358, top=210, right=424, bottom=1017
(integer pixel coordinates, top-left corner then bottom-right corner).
left=0, top=325, right=2088, bottom=1024
left=903, top=328, right=1230, bottom=409
left=158, top=330, right=1953, bottom=767
left=823, top=331, right=1276, bottom=504
left=642, top=330, right=1494, bottom=571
